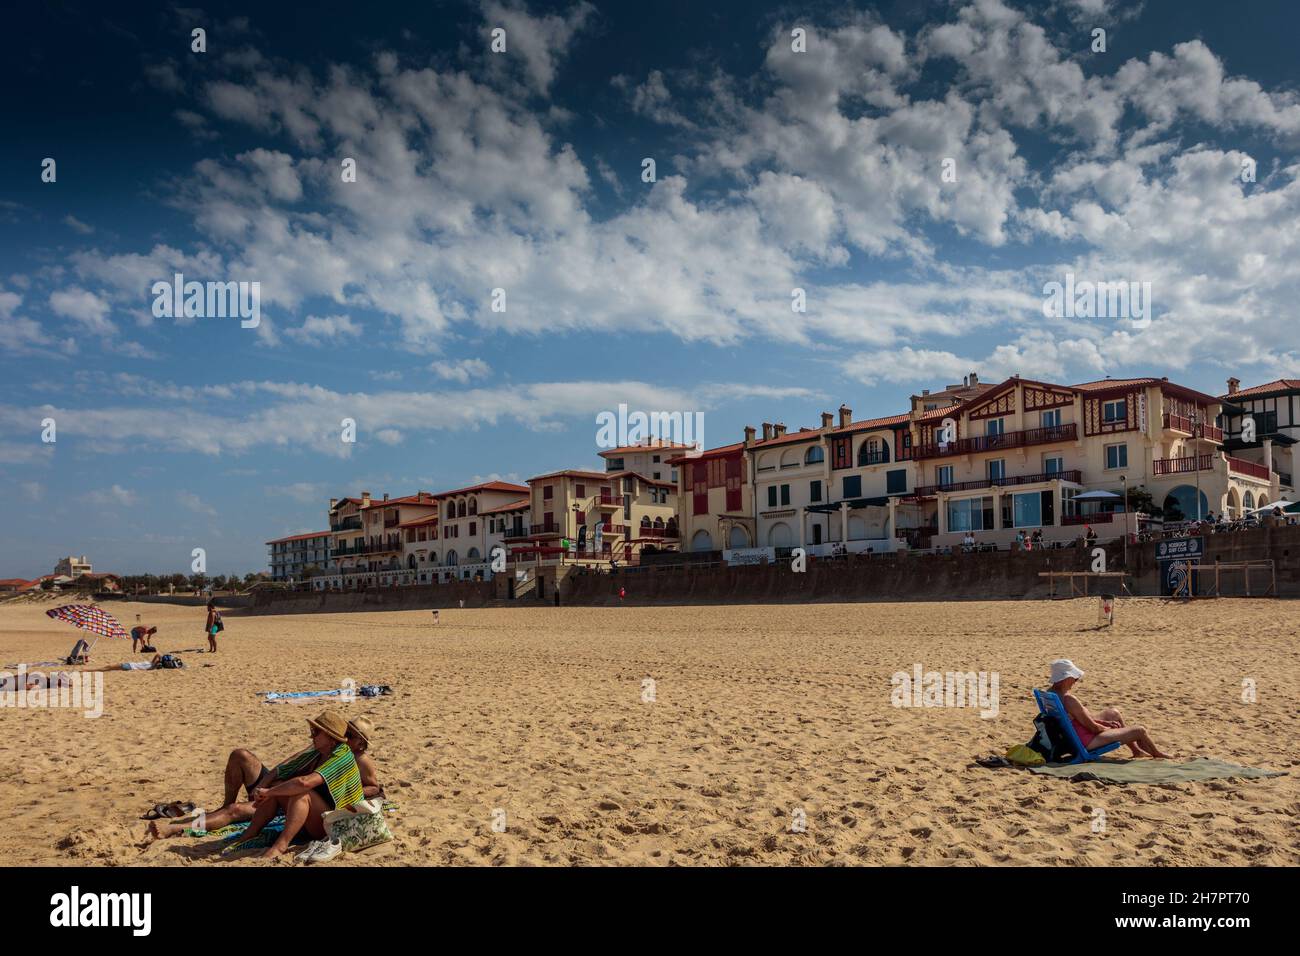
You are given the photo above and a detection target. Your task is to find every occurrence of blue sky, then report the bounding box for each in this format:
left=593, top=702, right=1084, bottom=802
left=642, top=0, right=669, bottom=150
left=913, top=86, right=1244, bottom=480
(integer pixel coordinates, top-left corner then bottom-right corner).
left=3, top=0, right=1300, bottom=576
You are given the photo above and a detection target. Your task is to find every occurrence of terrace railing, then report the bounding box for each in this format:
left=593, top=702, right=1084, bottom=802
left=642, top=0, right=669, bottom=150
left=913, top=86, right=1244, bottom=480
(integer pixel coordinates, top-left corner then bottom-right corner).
left=915, top=423, right=1077, bottom=459
left=1227, top=456, right=1271, bottom=481
left=1152, top=454, right=1214, bottom=476
left=913, top=468, right=1081, bottom=497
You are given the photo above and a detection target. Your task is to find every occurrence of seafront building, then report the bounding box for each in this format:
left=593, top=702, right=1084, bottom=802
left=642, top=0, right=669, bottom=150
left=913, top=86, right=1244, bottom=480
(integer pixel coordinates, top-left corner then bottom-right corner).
left=279, top=369, right=1285, bottom=587
left=266, top=530, right=333, bottom=582
left=1218, top=378, right=1298, bottom=500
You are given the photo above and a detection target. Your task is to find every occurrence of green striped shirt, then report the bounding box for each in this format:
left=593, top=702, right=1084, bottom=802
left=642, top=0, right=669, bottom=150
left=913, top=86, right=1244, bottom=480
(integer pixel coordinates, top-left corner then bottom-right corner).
left=273, top=747, right=321, bottom=780
left=315, top=743, right=365, bottom=810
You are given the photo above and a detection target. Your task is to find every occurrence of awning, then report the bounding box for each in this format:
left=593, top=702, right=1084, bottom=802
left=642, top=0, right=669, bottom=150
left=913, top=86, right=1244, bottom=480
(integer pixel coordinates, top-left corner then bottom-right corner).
left=805, top=496, right=892, bottom=514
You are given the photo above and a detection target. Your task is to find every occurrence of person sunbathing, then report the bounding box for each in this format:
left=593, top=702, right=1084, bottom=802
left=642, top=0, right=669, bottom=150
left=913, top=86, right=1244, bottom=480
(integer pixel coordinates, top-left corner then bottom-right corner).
left=236, top=711, right=366, bottom=859
left=1049, top=659, right=1173, bottom=758
left=148, top=715, right=380, bottom=839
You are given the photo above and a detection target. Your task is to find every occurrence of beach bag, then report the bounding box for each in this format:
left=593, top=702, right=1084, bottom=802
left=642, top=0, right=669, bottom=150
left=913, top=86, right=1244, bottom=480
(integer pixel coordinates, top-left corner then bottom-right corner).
left=158, top=654, right=184, bottom=669
left=213, top=613, right=225, bottom=633
left=323, top=798, right=392, bottom=852
left=1005, top=744, right=1045, bottom=767
left=1026, top=713, right=1073, bottom=762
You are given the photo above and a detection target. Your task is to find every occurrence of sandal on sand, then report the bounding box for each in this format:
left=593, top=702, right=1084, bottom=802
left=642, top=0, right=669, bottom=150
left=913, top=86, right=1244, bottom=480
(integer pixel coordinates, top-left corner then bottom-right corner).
left=142, top=801, right=195, bottom=820
left=975, top=755, right=1012, bottom=769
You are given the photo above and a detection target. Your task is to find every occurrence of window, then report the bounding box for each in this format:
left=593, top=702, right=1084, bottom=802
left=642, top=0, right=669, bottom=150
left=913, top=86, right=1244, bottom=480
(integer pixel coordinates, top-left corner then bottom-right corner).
left=859, top=437, right=889, bottom=466
left=1252, top=410, right=1278, bottom=437
left=767, top=485, right=777, bottom=508
left=757, top=454, right=775, bottom=472
left=469, top=521, right=477, bottom=536
left=843, top=475, right=862, bottom=498
left=937, top=465, right=954, bottom=487
left=1044, top=455, right=1064, bottom=475
left=1011, top=492, right=1042, bottom=528
left=543, top=485, right=554, bottom=500
left=805, top=445, right=824, bottom=465
left=947, top=497, right=995, bottom=532
left=780, top=484, right=790, bottom=506
left=831, top=436, right=852, bottom=470
left=1105, top=443, right=1127, bottom=469
left=576, top=483, right=585, bottom=498
left=988, top=459, right=1006, bottom=482
left=1041, top=409, right=1061, bottom=428
left=468, top=499, right=477, bottom=516
left=986, top=418, right=1005, bottom=436
left=886, top=469, right=907, bottom=494
left=652, top=455, right=661, bottom=463
left=457, top=501, right=466, bottom=517
left=810, top=480, right=822, bottom=503
left=1103, top=399, right=1127, bottom=423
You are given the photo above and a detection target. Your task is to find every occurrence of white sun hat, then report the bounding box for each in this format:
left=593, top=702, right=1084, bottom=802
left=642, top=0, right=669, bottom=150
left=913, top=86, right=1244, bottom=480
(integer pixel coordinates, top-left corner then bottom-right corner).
left=1049, top=659, right=1085, bottom=685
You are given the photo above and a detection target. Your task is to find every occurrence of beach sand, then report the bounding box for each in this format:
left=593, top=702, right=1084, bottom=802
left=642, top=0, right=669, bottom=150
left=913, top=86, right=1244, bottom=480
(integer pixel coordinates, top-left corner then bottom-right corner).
left=0, top=597, right=1295, bottom=866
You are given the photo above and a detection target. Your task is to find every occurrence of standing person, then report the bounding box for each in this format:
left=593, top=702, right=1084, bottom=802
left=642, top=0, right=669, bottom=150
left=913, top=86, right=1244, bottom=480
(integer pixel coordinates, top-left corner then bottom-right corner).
left=205, top=600, right=221, bottom=653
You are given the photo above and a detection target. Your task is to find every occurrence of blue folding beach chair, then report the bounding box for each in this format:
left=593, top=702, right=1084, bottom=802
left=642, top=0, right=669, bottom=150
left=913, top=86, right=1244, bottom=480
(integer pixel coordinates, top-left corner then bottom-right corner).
left=1032, top=689, right=1123, bottom=763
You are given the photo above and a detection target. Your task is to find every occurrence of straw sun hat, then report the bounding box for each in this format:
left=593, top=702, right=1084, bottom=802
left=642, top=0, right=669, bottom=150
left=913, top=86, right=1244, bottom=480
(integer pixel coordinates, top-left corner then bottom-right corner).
left=307, top=710, right=349, bottom=743
left=1049, top=659, right=1085, bottom=685
left=347, top=715, right=375, bottom=747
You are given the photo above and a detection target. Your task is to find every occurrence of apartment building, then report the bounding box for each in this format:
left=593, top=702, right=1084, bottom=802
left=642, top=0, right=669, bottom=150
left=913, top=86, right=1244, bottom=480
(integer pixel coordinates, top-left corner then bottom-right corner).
left=1219, top=377, right=1298, bottom=498
left=267, top=531, right=333, bottom=582
left=669, top=441, right=751, bottom=552
left=919, top=376, right=1279, bottom=548
left=511, top=468, right=678, bottom=565
left=54, top=555, right=92, bottom=578
left=598, top=439, right=690, bottom=484
left=424, top=481, right=531, bottom=579
left=747, top=404, right=925, bottom=555
left=326, top=496, right=366, bottom=576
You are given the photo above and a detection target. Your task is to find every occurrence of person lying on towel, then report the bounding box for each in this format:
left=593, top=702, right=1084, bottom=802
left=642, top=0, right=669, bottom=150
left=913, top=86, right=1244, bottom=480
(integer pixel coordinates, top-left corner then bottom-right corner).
left=149, top=715, right=380, bottom=840
left=1050, top=659, right=1173, bottom=758
left=235, top=710, right=367, bottom=859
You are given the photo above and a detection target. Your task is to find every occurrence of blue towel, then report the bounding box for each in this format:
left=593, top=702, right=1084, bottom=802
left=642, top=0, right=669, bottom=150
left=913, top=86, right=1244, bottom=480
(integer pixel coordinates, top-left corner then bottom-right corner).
left=259, top=685, right=391, bottom=702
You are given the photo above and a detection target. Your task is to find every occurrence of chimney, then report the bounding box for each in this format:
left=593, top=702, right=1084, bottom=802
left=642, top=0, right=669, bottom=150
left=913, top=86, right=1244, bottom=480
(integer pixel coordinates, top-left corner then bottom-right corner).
left=383, top=492, right=389, bottom=502
left=969, top=372, right=978, bottom=385
left=839, top=404, right=852, bottom=428
left=820, top=411, right=834, bottom=429
left=762, top=422, right=773, bottom=441
left=361, top=491, right=371, bottom=507
left=744, top=425, right=757, bottom=447
left=1227, top=377, right=1240, bottom=395
left=921, top=388, right=930, bottom=396
left=329, top=497, right=338, bottom=509
left=773, top=422, right=787, bottom=437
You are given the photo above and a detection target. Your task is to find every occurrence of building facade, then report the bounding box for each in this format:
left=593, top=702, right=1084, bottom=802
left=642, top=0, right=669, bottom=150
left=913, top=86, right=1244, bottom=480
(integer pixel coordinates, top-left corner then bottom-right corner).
left=266, top=531, right=333, bottom=582
left=1219, top=378, right=1298, bottom=500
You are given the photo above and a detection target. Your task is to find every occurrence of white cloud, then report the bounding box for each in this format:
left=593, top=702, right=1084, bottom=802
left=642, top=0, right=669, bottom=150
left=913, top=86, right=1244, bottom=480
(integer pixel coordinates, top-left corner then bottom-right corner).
left=49, top=287, right=114, bottom=334
left=430, top=358, right=491, bottom=383
left=88, top=484, right=137, bottom=507
left=177, top=491, right=217, bottom=517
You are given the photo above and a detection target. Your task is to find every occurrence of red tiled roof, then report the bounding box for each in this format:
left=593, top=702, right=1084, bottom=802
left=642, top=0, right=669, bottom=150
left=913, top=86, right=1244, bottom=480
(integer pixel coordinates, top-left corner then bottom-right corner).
left=598, top=440, right=695, bottom=457
left=396, top=515, right=440, bottom=529
left=480, top=497, right=530, bottom=514
left=0, top=578, right=39, bottom=589
left=434, top=480, right=530, bottom=499
left=265, top=530, right=333, bottom=544
left=832, top=412, right=910, bottom=435
left=666, top=441, right=744, bottom=464
left=527, top=469, right=611, bottom=483
left=360, top=494, right=438, bottom=509
left=1072, top=377, right=1161, bottom=392
left=1221, top=379, right=1300, bottom=401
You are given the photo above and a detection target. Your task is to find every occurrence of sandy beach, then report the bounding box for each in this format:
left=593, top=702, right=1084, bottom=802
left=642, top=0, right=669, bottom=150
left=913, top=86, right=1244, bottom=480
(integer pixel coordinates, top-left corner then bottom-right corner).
left=0, top=597, right=1295, bottom=866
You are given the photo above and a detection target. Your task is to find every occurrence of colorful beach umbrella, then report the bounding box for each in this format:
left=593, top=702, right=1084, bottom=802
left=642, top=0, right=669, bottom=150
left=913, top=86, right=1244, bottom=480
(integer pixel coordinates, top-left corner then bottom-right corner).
left=45, top=604, right=129, bottom=653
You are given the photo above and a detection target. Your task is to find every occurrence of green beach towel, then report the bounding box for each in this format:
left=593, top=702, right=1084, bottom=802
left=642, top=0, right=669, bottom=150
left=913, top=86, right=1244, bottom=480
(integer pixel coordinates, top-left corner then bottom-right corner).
left=1029, top=757, right=1285, bottom=785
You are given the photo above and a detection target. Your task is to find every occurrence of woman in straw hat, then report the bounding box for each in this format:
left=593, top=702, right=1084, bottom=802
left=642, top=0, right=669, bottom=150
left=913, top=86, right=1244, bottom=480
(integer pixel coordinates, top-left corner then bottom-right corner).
left=1049, top=659, right=1173, bottom=758
left=236, top=710, right=366, bottom=859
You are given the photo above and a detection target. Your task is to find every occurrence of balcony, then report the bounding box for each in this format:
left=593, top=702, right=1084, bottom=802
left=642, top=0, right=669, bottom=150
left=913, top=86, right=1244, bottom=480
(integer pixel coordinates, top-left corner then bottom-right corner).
left=330, top=516, right=362, bottom=532
left=502, top=525, right=531, bottom=540
left=383, top=516, right=400, bottom=528
left=1152, top=454, right=1214, bottom=476
left=530, top=522, right=561, bottom=536
left=913, top=469, right=1081, bottom=497
left=598, top=492, right=622, bottom=508
left=358, top=538, right=402, bottom=555
left=598, top=523, right=627, bottom=537
left=915, top=423, right=1077, bottom=459
left=635, top=526, right=680, bottom=539
left=1227, top=456, right=1271, bottom=481
left=1062, top=512, right=1115, bottom=526
left=1162, top=413, right=1223, bottom=442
